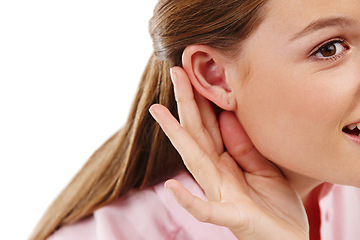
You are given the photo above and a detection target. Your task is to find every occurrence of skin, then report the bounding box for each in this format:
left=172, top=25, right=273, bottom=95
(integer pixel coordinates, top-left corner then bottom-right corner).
left=150, top=71, right=310, bottom=240
left=230, top=0, right=360, bottom=194
left=150, top=0, right=360, bottom=239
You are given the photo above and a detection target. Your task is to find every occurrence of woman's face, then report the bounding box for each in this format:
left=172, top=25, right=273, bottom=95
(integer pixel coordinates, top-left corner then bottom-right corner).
left=230, top=0, right=360, bottom=187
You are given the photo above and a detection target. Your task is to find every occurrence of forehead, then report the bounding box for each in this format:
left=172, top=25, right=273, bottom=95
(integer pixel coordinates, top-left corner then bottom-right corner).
left=260, top=0, right=360, bottom=38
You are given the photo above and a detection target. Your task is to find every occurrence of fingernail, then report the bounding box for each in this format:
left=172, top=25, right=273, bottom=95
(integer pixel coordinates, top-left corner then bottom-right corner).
left=170, top=68, right=177, bottom=86
left=164, top=183, right=175, bottom=197
left=166, top=187, right=175, bottom=197
left=149, top=105, right=158, bottom=121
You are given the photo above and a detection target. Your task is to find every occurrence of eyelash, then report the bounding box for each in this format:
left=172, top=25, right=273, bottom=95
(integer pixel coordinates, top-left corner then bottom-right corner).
left=309, top=38, right=350, bottom=62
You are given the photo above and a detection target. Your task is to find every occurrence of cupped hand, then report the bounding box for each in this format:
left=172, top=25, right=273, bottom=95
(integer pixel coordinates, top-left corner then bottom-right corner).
left=149, top=67, right=309, bottom=240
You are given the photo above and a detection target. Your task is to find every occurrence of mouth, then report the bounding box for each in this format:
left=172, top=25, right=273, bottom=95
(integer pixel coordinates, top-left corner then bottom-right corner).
left=342, top=123, right=360, bottom=137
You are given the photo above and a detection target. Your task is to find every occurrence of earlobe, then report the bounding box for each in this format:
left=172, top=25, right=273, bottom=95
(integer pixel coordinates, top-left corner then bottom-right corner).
left=182, top=45, right=236, bottom=111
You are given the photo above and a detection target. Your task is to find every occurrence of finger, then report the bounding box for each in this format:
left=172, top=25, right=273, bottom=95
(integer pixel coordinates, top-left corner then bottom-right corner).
left=219, top=111, right=282, bottom=177
left=150, top=104, right=220, bottom=199
left=171, top=67, right=202, bottom=130
left=171, top=67, right=218, bottom=155
left=194, top=91, right=223, bottom=155
left=164, top=179, right=213, bottom=222
left=165, top=179, right=244, bottom=228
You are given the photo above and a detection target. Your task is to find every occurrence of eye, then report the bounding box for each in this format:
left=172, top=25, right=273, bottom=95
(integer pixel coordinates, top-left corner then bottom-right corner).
left=310, top=38, right=350, bottom=61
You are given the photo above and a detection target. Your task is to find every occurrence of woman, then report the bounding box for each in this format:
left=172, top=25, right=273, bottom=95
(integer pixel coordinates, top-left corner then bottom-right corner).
left=30, top=0, right=360, bottom=239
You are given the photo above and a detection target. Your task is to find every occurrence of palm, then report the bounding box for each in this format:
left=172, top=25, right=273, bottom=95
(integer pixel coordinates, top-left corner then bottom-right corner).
left=150, top=67, right=309, bottom=240
left=217, top=152, right=307, bottom=239
left=196, top=114, right=308, bottom=239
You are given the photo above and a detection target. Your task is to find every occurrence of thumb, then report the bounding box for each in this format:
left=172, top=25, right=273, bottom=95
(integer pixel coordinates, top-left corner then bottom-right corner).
left=219, top=111, right=279, bottom=175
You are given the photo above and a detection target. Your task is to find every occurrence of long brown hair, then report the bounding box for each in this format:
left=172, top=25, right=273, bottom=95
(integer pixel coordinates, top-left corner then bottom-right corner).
left=30, top=0, right=268, bottom=239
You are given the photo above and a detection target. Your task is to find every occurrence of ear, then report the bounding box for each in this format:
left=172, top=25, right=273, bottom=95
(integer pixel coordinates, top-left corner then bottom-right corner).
left=182, top=45, right=236, bottom=111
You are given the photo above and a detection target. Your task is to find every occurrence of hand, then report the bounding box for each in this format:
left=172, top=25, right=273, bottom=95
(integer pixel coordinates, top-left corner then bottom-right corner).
left=149, top=67, right=309, bottom=240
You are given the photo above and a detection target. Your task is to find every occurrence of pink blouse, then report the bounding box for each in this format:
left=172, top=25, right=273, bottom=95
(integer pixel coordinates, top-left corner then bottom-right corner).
left=48, top=171, right=360, bottom=240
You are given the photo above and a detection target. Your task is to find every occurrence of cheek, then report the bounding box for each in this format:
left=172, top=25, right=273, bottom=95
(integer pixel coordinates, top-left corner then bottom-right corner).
left=235, top=67, right=350, bottom=173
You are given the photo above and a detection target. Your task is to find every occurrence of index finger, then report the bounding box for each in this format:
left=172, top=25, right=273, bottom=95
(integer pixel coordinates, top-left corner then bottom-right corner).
left=172, top=67, right=223, bottom=154
left=149, top=104, right=221, bottom=200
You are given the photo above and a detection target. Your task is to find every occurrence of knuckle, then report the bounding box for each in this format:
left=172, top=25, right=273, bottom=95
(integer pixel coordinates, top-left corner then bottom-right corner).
left=175, top=95, right=194, bottom=104
left=196, top=212, right=212, bottom=223
left=197, top=148, right=208, bottom=163
left=233, top=144, right=255, bottom=158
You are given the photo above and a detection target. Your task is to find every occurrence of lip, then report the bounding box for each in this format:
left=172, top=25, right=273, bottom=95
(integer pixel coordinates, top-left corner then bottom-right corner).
left=342, top=120, right=360, bottom=145
left=343, top=132, right=360, bottom=145
left=345, top=119, right=360, bottom=126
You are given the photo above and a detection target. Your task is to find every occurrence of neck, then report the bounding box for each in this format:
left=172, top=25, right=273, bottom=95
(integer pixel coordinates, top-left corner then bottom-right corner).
left=280, top=167, right=323, bottom=201
left=280, top=168, right=326, bottom=240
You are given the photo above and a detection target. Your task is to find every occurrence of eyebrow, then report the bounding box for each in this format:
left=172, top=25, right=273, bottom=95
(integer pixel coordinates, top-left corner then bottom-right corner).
left=291, top=17, right=357, bottom=40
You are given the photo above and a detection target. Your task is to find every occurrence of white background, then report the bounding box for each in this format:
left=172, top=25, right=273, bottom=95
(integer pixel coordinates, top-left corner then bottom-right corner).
left=0, top=1, right=158, bottom=239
